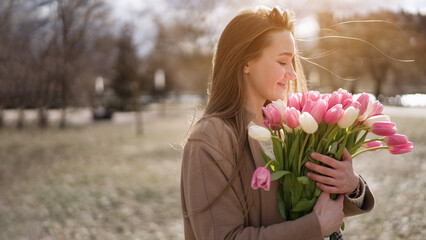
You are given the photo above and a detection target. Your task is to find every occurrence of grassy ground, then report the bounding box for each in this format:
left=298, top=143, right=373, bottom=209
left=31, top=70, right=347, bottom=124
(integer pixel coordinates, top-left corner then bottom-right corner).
left=0, top=104, right=424, bottom=239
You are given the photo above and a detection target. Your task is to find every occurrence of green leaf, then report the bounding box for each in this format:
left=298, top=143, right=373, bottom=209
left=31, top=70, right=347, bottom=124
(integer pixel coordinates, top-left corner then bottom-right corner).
left=327, top=141, right=338, bottom=156
left=350, top=130, right=369, bottom=155
left=335, top=136, right=348, bottom=160
left=288, top=134, right=300, bottom=167
left=277, top=186, right=286, bottom=220
left=283, top=177, right=292, bottom=216
left=314, top=187, right=321, bottom=197
left=290, top=197, right=317, bottom=212
left=346, top=133, right=356, bottom=153
left=301, top=154, right=310, bottom=170
left=260, top=148, right=272, bottom=164
left=341, top=222, right=345, bottom=231
left=271, top=170, right=292, bottom=181
left=272, top=137, right=284, bottom=169
left=291, top=181, right=303, bottom=207
left=297, top=176, right=309, bottom=185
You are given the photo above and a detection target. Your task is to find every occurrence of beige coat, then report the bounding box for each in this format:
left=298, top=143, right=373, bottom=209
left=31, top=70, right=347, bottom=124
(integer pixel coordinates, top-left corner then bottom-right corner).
left=181, top=109, right=375, bottom=240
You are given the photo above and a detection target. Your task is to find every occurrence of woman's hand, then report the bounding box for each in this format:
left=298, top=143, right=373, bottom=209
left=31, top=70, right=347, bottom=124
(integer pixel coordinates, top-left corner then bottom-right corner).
left=314, top=192, right=344, bottom=236
left=305, top=148, right=359, bottom=194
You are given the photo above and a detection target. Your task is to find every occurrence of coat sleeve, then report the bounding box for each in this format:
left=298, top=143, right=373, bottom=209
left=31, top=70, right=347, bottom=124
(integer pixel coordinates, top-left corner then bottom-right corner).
left=343, top=175, right=375, bottom=217
left=181, top=118, right=323, bottom=240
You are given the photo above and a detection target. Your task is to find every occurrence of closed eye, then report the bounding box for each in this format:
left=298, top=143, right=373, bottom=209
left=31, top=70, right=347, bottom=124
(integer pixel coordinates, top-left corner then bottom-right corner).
left=278, top=62, right=287, bottom=66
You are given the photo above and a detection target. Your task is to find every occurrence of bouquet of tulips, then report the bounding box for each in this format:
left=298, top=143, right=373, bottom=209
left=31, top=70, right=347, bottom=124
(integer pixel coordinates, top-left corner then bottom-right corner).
left=249, top=88, right=413, bottom=236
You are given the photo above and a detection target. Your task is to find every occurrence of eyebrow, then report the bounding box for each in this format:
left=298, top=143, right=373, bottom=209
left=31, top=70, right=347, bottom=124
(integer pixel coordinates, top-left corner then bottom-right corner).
left=279, top=52, right=294, bottom=57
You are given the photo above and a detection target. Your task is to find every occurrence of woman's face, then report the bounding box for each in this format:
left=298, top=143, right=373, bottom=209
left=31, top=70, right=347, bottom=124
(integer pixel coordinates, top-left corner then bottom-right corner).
left=244, top=30, right=297, bottom=103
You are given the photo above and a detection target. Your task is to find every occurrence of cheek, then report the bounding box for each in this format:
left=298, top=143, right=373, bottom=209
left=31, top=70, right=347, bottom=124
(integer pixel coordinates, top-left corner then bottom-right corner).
left=268, top=65, right=285, bottom=82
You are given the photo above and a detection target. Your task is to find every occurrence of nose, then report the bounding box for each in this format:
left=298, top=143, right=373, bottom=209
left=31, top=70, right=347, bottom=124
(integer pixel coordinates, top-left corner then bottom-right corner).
left=285, top=66, right=297, bottom=81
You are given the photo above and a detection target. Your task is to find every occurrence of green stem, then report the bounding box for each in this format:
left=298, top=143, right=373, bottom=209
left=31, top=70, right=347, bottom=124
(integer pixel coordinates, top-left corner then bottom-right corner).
left=265, top=159, right=279, bottom=169
left=347, top=126, right=370, bottom=135
left=352, top=146, right=388, bottom=158
left=298, top=134, right=310, bottom=175
left=271, top=136, right=285, bottom=144
left=363, top=138, right=384, bottom=143
left=323, top=125, right=339, bottom=153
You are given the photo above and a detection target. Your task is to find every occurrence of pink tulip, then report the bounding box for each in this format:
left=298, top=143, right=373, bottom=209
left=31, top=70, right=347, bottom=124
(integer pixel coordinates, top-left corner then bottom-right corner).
left=370, top=121, right=397, bottom=136
left=251, top=167, right=271, bottom=191
left=337, top=88, right=352, bottom=102
left=388, top=141, right=413, bottom=155
left=328, top=91, right=342, bottom=109
left=364, top=114, right=390, bottom=127
left=384, top=134, right=408, bottom=146
left=324, top=104, right=344, bottom=125
left=287, top=93, right=301, bottom=111
left=309, top=91, right=321, bottom=101
left=284, top=107, right=300, bottom=129
left=272, top=99, right=286, bottom=120
left=362, top=141, right=382, bottom=151
left=321, top=94, right=330, bottom=102
left=302, top=99, right=315, bottom=114
left=262, top=104, right=282, bottom=130
left=301, top=91, right=320, bottom=107
left=356, top=93, right=370, bottom=116
left=302, top=99, right=328, bottom=124
left=342, top=99, right=359, bottom=109
left=369, top=100, right=384, bottom=117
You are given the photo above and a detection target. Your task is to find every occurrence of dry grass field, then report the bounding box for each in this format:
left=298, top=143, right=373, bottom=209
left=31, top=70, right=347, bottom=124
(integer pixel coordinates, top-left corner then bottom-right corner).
left=0, top=104, right=424, bottom=240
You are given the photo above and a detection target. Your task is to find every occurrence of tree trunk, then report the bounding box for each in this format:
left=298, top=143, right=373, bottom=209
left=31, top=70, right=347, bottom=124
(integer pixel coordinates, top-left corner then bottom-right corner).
left=38, top=107, right=48, bottom=128
left=134, top=89, right=143, bottom=135
left=17, top=107, right=24, bottom=129
left=135, top=108, right=142, bottom=135
left=60, top=107, right=66, bottom=128
left=374, top=76, right=383, bottom=99
left=0, top=107, right=3, bottom=128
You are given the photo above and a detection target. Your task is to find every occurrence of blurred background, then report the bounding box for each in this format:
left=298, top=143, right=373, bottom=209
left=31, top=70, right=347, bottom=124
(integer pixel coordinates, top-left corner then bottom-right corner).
left=0, top=0, right=425, bottom=239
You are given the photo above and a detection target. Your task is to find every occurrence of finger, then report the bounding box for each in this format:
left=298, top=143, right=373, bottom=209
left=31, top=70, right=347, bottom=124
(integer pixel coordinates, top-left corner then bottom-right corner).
left=336, top=194, right=345, bottom=203
left=307, top=172, right=338, bottom=186
left=311, top=152, right=339, bottom=168
left=318, top=191, right=330, bottom=200
left=316, top=182, right=339, bottom=194
left=336, top=194, right=345, bottom=208
left=306, top=162, right=338, bottom=177
left=341, top=148, right=352, bottom=162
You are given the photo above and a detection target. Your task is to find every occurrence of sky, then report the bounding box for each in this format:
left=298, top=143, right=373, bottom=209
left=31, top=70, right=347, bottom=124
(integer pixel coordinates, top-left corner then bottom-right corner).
left=104, top=0, right=426, bottom=56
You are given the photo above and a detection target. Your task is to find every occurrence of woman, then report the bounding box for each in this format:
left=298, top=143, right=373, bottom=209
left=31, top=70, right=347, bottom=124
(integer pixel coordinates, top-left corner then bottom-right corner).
left=181, top=6, right=374, bottom=239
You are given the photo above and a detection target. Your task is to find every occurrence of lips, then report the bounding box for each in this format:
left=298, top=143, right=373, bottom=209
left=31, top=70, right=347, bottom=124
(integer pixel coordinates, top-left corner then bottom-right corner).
left=277, top=82, right=287, bottom=88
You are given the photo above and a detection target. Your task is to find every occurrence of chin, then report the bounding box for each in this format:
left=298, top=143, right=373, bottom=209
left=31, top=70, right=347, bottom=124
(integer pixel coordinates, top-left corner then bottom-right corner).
left=272, top=92, right=286, bottom=101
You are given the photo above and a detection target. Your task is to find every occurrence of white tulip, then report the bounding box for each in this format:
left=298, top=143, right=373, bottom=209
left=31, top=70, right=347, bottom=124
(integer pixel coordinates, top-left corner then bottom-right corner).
left=357, top=99, right=373, bottom=121
left=364, top=114, right=391, bottom=127
left=248, top=125, right=271, bottom=142
left=272, top=99, right=286, bottom=120
left=299, top=112, right=318, bottom=134
left=338, top=106, right=359, bottom=128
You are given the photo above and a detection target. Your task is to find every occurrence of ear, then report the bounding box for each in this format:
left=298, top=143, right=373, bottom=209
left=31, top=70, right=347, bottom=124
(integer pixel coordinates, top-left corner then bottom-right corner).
left=244, top=61, right=250, bottom=74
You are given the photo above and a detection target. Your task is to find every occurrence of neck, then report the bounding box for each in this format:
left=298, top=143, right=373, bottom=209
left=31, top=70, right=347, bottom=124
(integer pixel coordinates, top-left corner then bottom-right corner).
left=244, top=95, right=265, bottom=126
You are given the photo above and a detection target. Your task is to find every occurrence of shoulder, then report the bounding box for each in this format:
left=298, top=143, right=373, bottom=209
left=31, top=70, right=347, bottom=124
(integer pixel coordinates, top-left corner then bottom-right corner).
left=183, top=116, right=239, bottom=166
left=188, top=116, right=237, bottom=147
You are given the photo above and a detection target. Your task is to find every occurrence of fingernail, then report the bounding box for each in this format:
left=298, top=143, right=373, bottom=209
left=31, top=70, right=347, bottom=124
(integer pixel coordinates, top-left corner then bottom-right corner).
left=311, top=152, right=316, bottom=158
left=306, top=162, right=311, bottom=167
